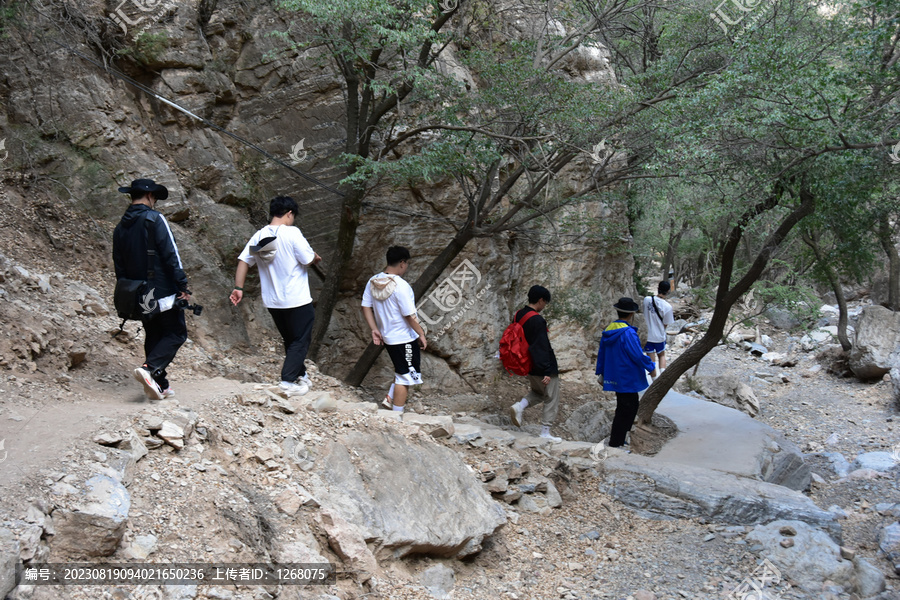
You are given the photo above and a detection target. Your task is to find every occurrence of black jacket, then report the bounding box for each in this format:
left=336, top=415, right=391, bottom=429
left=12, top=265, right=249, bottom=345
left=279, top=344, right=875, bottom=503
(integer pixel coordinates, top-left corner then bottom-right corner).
left=514, top=306, right=558, bottom=377
left=112, top=204, right=188, bottom=299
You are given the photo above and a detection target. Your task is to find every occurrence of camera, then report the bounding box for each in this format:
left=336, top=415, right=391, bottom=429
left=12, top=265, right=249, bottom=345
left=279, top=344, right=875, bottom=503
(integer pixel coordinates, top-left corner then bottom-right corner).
left=174, top=298, right=203, bottom=316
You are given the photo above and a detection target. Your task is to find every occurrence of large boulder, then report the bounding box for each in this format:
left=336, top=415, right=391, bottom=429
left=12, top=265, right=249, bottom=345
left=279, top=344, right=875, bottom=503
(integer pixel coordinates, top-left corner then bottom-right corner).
left=602, top=455, right=840, bottom=540
left=878, top=521, right=900, bottom=572
left=0, top=528, right=19, bottom=599
left=51, top=475, right=131, bottom=558
left=747, top=520, right=884, bottom=596
left=766, top=307, right=801, bottom=330
left=682, top=374, right=760, bottom=417
left=563, top=401, right=613, bottom=443
left=310, top=430, right=506, bottom=558
left=849, top=305, right=900, bottom=379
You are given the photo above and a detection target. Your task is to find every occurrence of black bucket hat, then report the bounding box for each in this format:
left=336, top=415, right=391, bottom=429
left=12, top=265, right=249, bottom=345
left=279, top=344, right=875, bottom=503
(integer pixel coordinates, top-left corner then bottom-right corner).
left=118, top=178, right=169, bottom=200
left=613, top=297, right=640, bottom=313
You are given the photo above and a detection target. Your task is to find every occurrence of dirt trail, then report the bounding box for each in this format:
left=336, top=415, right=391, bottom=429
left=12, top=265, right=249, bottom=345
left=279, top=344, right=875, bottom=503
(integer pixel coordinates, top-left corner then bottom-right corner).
left=0, top=366, right=245, bottom=516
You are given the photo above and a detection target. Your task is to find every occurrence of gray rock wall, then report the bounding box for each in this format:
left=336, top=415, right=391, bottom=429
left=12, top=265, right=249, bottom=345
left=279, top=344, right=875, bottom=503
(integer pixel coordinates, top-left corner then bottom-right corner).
left=0, top=0, right=629, bottom=389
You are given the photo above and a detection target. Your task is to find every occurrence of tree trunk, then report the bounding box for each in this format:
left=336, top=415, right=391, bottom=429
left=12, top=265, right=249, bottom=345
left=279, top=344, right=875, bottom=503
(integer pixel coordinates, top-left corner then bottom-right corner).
left=662, top=220, right=687, bottom=284
left=878, top=215, right=900, bottom=311
left=308, top=186, right=364, bottom=361
left=802, top=231, right=852, bottom=351
left=344, top=225, right=477, bottom=386
left=637, top=184, right=816, bottom=424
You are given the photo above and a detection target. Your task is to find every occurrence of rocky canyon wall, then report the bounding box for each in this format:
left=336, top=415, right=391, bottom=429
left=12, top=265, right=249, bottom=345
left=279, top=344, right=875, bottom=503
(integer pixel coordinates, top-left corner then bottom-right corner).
left=0, top=0, right=635, bottom=389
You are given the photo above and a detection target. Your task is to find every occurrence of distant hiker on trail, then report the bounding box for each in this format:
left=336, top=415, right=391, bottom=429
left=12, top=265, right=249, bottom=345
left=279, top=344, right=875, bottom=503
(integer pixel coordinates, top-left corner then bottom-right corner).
left=113, top=178, right=192, bottom=401
left=230, top=196, right=321, bottom=396
left=595, top=297, right=656, bottom=448
left=643, top=280, right=674, bottom=379
left=361, top=246, right=427, bottom=414
left=507, top=285, right=563, bottom=443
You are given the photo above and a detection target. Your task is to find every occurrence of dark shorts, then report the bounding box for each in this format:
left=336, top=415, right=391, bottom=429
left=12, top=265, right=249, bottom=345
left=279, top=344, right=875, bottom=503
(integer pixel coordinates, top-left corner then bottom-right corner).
left=385, top=341, right=423, bottom=386
left=644, top=341, right=666, bottom=354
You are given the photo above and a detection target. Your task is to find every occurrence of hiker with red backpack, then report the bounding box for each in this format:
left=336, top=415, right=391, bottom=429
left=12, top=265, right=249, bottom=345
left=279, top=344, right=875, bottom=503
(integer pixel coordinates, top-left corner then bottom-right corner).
left=505, top=286, right=562, bottom=443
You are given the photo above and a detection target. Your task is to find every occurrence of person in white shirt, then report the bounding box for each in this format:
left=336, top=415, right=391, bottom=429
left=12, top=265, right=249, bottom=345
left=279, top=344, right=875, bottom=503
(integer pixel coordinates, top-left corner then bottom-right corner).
left=361, top=246, right=427, bottom=413
left=230, top=196, right=321, bottom=395
left=642, top=280, right=675, bottom=379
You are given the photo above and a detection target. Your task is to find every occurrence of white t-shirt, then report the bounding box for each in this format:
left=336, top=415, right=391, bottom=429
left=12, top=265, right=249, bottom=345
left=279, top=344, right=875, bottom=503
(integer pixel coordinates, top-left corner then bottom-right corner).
left=643, top=295, right=674, bottom=343
left=361, top=273, right=419, bottom=345
left=238, top=224, right=316, bottom=309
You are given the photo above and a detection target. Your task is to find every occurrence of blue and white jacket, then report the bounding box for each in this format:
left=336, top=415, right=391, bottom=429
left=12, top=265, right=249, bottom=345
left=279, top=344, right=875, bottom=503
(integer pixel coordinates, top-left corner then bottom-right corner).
left=595, top=320, right=655, bottom=393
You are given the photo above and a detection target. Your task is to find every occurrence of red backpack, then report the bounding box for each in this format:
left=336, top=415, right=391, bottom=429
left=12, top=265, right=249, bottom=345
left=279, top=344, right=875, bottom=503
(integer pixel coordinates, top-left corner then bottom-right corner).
left=499, top=310, right=538, bottom=376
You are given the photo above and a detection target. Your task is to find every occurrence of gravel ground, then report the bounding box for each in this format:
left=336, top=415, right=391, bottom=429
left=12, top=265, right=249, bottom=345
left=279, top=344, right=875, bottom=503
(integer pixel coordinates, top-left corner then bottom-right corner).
left=2, top=301, right=900, bottom=600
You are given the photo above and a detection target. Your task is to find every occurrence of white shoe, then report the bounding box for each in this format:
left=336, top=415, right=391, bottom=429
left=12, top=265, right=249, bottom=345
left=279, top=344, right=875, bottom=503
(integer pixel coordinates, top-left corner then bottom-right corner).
left=299, top=374, right=312, bottom=389
left=134, top=367, right=163, bottom=401
left=279, top=381, right=309, bottom=396
left=540, top=426, right=562, bottom=443
left=161, top=387, right=175, bottom=399
left=509, top=402, right=524, bottom=427
left=381, top=395, right=393, bottom=409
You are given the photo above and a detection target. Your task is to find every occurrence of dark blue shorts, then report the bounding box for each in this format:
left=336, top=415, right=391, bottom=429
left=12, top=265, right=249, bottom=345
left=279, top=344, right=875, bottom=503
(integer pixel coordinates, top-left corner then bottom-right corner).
left=644, top=341, right=666, bottom=354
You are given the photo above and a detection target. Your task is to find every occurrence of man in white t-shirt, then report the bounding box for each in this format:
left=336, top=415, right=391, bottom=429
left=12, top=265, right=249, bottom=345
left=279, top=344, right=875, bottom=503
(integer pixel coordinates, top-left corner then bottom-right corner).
left=361, top=246, right=427, bottom=413
left=642, top=280, right=675, bottom=379
left=230, top=196, right=321, bottom=395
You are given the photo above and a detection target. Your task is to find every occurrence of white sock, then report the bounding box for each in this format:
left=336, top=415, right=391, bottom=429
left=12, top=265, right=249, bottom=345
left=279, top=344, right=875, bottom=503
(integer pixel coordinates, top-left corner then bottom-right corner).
left=387, top=383, right=395, bottom=400
left=541, top=425, right=551, bottom=437
left=519, top=398, right=529, bottom=409
left=392, top=405, right=404, bottom=412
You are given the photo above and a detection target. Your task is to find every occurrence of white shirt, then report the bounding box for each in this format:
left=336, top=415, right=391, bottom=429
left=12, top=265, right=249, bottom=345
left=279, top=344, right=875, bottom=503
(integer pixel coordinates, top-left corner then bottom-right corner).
left=238, top=224, right=316, bottom=309
left=361, top=273, right=419, bottom=345
left=643, top=295, right=674, bottom=343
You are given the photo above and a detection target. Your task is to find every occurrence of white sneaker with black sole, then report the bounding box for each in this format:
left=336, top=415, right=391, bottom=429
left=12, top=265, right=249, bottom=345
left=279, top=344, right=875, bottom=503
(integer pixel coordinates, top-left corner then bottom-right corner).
left=134, top=367, right=164, bottom=401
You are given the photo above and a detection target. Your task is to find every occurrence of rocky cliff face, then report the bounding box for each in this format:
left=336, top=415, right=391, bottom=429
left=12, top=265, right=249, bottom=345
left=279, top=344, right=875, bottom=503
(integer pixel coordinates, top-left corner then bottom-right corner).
left=0, top=0, right=632, bottom=389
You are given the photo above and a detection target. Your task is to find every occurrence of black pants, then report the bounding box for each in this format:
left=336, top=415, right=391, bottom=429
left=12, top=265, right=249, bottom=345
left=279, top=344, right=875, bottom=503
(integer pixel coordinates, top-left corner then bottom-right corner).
left=143, top=309, right=187, bottom=390
left=609, top=392, right=640, bottom=447
left=268, top=303, right=315, bottom=383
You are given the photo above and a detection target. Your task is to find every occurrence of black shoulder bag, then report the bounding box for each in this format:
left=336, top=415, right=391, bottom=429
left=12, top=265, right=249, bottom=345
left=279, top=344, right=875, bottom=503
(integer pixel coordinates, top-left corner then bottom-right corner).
left=114, top=215, right=160, bottom=328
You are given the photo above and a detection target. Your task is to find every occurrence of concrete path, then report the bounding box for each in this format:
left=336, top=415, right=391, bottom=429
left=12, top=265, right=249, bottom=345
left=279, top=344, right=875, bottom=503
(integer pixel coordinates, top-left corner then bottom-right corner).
left=653, top=391, right=769, bottom=479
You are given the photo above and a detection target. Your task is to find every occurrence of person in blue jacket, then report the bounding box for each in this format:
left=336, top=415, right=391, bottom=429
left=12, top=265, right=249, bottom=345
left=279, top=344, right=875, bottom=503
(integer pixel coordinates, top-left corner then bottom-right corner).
left=596, top=297, right=655, bottom=447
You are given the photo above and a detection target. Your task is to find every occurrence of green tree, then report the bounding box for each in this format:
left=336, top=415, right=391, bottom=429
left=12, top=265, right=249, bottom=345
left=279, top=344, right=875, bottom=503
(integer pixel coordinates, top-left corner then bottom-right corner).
left=630, top=0, right=900, bottom=435
left=277, top=0, right=727, bottom=384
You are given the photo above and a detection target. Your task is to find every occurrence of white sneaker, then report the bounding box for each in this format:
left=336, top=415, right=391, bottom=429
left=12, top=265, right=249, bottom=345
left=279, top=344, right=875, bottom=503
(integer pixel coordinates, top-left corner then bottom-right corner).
left=539, top=426, right=562, bottom=443
left=279, top=381, right=309, bottom=396
left=299, top=374, right=312, bottom=389
left=161, top=388, right=175, bottom=399
left=509, top=402, right=525, bottom=427
left=134, top=367, right=163, bottom=401
left=381, top=395, right=393, bottom=410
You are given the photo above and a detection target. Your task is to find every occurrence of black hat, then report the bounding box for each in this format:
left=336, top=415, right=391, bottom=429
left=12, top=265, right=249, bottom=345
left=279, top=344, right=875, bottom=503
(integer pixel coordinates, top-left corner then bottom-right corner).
left=613, top=297, right=640, bottom=313
left=118, top=179, right=169, bottom=200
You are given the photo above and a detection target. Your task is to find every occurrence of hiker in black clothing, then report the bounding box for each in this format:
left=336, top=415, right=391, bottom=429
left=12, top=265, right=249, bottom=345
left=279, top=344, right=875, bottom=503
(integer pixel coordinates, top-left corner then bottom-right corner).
left=508, top=285, right=562, bottom=442
left=113, top=179, right=192, bottom=401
